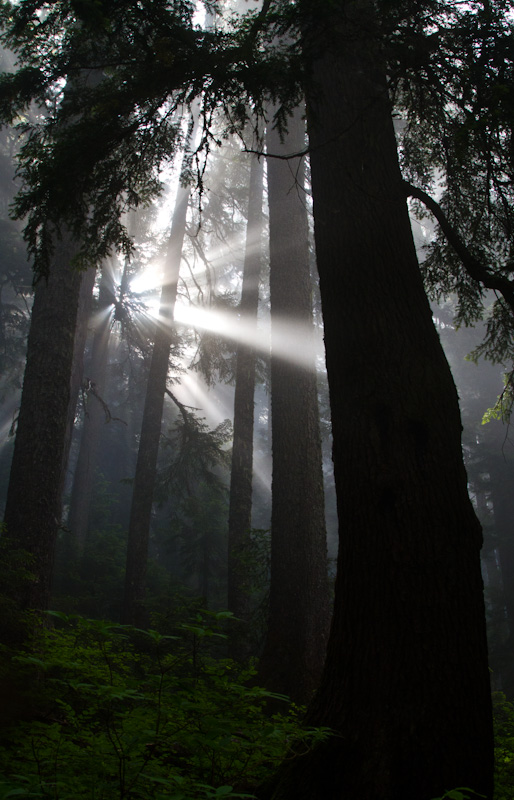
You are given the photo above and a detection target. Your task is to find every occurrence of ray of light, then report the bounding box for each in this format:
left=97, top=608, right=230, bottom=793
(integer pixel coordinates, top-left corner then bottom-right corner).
left=172, top=372, right=234, bottom=427
left=90, top=305, right=115, bottom=328
left=171, top=372, right=273, bottom=500
left=173, top=302, right=325, bottom=370
left=251, top=456, right=272, bottom=496
left=129, top=262, right=165, bottom=298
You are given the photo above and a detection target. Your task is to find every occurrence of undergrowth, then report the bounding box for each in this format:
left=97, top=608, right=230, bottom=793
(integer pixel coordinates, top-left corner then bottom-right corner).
left=0, top=610, right=330, bottom=800
left=1, top=613, right=513, bottom=799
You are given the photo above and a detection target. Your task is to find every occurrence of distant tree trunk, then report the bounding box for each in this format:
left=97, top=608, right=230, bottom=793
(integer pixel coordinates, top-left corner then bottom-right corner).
left=66, top=264, right=97, bottom=461
left=2, top=230, right=95, bottom=615
left=227, top=153, right=264, bottom=652
left=122, top=113, right=198, bottom=626
left=258, top=105, right=329, bottom=704
left=259, top=3, right=493, bottom=798
left=67, top=262, right=115, bottom=554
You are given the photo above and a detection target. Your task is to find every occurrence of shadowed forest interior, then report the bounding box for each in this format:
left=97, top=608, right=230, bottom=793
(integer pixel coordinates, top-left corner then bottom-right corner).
left=0, top=1, right=513, bottom=798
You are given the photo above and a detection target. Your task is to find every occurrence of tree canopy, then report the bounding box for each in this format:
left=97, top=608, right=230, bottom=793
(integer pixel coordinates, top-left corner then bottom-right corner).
left=0, top=0, right=512, bottom=376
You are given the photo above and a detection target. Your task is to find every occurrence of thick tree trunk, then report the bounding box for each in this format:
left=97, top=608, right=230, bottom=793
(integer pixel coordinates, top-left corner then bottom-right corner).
left=67, top=263, right=115, bottom=554
left=260, top=3, right=493, bottom=798
left=227, top=153, right=264, bottom=651
left=488, top=458, right=514, bottom=697
left=122, top=118, right=197, bottom=625
left=2, top=231, right=94, bottom=614
left=258, top=106, right=330, bottom=703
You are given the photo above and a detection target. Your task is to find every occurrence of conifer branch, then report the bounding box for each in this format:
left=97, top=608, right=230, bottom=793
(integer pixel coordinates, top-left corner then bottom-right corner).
left=403, top=180, right=514, bottom=314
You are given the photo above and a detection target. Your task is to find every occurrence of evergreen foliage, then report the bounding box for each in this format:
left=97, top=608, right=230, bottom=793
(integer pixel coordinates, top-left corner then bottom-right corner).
left=0, top=0, right=300, bottom=279
left=391, top=0, right=514, bottom=398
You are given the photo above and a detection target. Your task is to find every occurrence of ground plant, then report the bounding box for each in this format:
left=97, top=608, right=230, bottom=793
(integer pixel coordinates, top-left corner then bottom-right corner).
left=0, top=611, right=330, bottom=800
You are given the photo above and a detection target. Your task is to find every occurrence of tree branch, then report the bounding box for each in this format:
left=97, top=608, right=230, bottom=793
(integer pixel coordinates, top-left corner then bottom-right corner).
left=403, top=180, right=514, bottom=314
left=243, top=143, right=309, bottom=160
left=165, top=387, right=199, bottom=426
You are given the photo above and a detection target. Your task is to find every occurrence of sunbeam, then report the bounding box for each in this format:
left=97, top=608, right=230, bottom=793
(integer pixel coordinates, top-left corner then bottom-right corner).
left=129, top=262, right=165, bottom=301
left=173, top=372, right=234, bottom=427
left=173, top=302, right=325, bottom=370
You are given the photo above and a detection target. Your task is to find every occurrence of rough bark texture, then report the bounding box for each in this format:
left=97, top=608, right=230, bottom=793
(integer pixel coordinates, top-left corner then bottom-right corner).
left=122, top=175, right=192, bottom=626
left=260, top=3, right=493, bottom=798
left=227, top=153, right=264, bottom=649
left=258, top=106, right=330, bottom=704
left=488, top=458, right=514, bottom=697
left=68, top=263, right=115, bottom=554
left=2, top=231, right=93, bottom=613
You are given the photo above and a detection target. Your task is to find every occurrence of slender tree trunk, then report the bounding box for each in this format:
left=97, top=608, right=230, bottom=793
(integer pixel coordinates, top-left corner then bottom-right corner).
left=122, top=113, right=199, bottom=625
left=61, top=264, right=97, bottom=503
left=259, top=3, right=493, bottom=798
left=258, top=106, right=330, bottom=703
left=227, top=153, right=264, bottom=650
left=2, top=231, right=95, bottom=615
left=67, top=262, right=115, bottom=554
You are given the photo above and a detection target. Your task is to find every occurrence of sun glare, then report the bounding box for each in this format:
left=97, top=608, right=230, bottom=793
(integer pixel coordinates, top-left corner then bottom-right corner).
left=130, top=263, right=165, bottom=298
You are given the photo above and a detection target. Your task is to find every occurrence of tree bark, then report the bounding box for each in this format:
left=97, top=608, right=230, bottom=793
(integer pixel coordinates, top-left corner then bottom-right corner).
left=487, top=457, right=514, bottom=697
left=258, top=105, right=330, bottom=704
left=227, top=152, right=264, bottom=652
left=260, top=2, right=494, bottom=798
left=67, top=262, right=115, bottom=554
left=2, top=230, right=95, bottom=614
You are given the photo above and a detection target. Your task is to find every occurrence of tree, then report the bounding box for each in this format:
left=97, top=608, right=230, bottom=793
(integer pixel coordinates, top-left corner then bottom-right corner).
left=258, top=104, right=329, bottom=703
left=2, top=230, right=95, bottom=615
left=392, top=0, right=514, bottom=398
left=258, top=1, right=494, bottom=797
left=0, top=0, right=498, bottom=791
left=67, top=260, right=116, bottom=555
left=123, top=108, right=200, bottom=625
left=227, top=150, right=264, bottom=646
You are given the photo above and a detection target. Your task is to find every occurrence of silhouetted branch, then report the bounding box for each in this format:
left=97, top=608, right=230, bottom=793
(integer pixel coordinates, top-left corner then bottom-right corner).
left=85, top=380, right=127, bottom=425
left=403, top=180, right=514, bottom=314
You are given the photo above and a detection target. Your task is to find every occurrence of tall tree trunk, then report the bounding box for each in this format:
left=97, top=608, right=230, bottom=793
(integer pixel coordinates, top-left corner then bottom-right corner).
left=2, top=230, right=95, bottom=615
left=66, top=264, right=97, bottom=459
left=67, top=262, right=115, bottom=554
left=227, top=152, right=264, bottom=652
left=488, top=458, right=514, bottom=697
left=260, top=3, right=493, bottom=798
left=258, top=106, right=330, bottom=703
left=122, top=113, right=198, bottom=626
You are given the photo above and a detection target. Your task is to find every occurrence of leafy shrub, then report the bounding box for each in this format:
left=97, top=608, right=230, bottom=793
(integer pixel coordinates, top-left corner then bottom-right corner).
left=0, top=610, right=330, bottom=800
left=492, top=691, right=514, bottom=800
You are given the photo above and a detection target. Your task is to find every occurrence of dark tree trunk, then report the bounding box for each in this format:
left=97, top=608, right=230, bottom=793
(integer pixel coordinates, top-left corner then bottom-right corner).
left=260, top=3, right=493, bottom=798
left=488, top=458, right=514, bottom=697
left=227, top=153, right=264, bottom=650
left=65, top=264, right=97, bottom=469
left=67, top=262, right=115, bottom=554
left=122, top=120, right=197, bottom=625
left=2, top=231, right=95, bottom=614
left=258, top=106, right=330, bottom=703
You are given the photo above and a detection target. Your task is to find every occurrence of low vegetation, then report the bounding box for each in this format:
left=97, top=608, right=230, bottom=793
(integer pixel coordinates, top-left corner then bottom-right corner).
left=0, top=610, right=330, bottom=800
left=0, top=608, right=512, bottom=800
